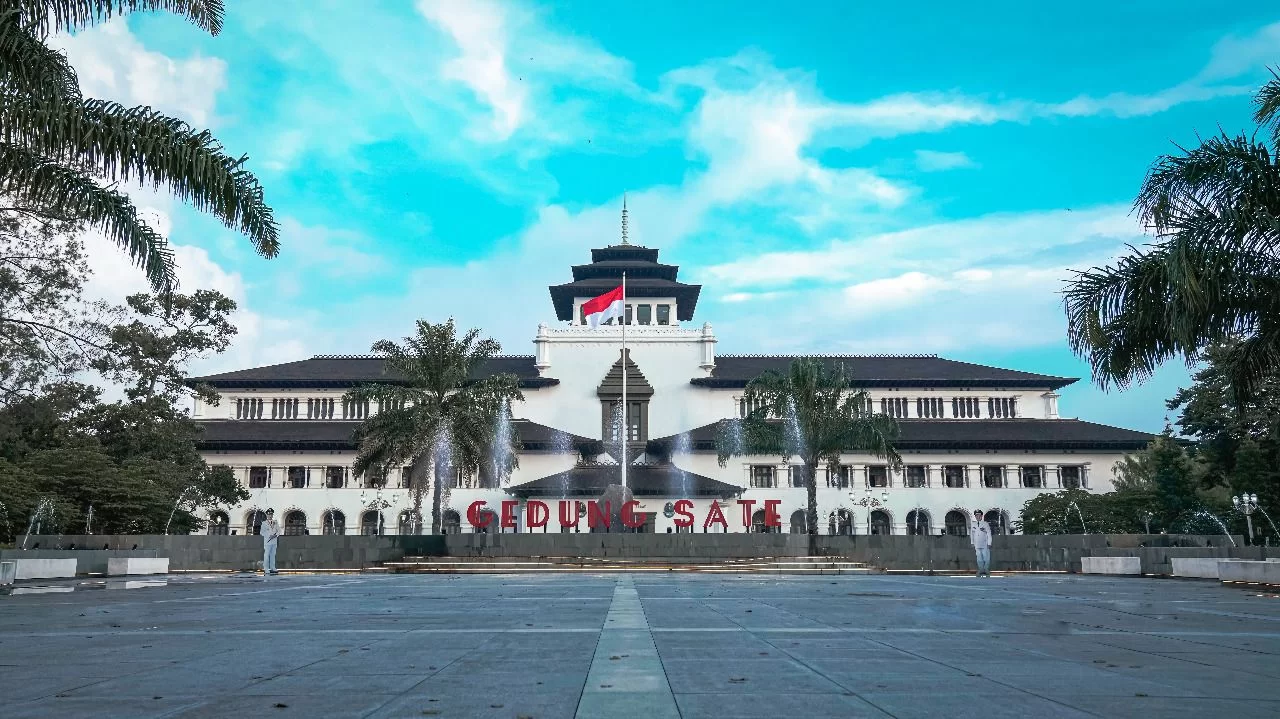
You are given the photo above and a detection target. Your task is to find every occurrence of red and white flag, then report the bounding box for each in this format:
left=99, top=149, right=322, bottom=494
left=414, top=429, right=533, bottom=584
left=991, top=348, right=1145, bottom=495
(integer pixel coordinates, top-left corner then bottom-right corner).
left=583, top=285, right=624, bottom=329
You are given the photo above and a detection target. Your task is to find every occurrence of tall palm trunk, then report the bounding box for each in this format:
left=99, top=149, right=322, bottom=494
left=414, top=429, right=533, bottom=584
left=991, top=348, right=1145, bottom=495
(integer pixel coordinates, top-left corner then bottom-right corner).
left=431, top=461, right=445, bottom=535
left=407, top=453, right=429, bottom=534
left=804, top=457, right=820, bottom=556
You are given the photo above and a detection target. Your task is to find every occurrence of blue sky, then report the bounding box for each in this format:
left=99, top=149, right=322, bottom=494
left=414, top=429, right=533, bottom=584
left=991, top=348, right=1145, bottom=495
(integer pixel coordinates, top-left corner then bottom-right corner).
left=54, top=1, right=1280, bottom=432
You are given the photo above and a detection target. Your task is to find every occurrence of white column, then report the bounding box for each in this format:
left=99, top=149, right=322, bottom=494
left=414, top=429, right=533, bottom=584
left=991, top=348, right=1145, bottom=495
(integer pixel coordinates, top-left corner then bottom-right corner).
left=699, top=323, right=717, bottom=374
left=1044, top=464, right=1060, bottom=488
left=1005, top=465, right=1020, bottom=489
left=965, top=464, right=980, bottom=489
left=534, top=323, right=551, bottom=375
left=926, top=464, right=941, bottom=488
left=851, top=463, right=866, bottom=489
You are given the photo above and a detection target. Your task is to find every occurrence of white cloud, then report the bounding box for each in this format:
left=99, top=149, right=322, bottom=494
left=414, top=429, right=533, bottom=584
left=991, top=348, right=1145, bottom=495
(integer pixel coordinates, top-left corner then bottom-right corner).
left=48, top=18, right=226, bottom=126
left=915, top=150, right=977, bottom=172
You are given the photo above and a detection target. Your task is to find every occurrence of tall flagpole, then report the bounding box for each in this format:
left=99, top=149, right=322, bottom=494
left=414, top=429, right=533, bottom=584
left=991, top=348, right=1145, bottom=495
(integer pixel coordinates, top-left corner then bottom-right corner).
left=621, top=271, right=627, bottom=491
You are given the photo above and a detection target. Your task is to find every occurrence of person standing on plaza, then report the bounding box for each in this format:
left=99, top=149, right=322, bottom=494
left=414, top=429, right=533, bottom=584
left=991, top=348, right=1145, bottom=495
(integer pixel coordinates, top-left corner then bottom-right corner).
left=971, top=509, right=993, bottom=577
left=262, top=509, right=280, bottom=576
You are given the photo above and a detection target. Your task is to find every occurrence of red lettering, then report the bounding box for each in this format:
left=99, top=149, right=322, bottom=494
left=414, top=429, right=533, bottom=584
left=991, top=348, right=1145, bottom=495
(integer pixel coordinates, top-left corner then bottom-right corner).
left=673, top=499, right=694, bottom=528
left=467, top=501, right=491, bottom=528
left=737, top=499, right=756, bottom=529
left=764, top=499, right=782, bottom=528
left=703, top=501, right=728, bottom=532
left=527, top=500, right=549, bottom=529
left=588, top=501, right=611, bottom=530
left=558, top=500, right=579, bottom=528
left=501, top=500, right=519, bottom=529
left=621, top=501, right=644, bottom=528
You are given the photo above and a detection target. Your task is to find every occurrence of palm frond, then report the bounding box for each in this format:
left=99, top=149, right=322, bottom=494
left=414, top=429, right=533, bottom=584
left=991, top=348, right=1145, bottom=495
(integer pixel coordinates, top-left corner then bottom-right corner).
left=2, top=97, right=279, bottom=258
left=1253, top=70, right=1280, bottom=149
left=10, top=0, right=223, bottom=36
left=0, top=9, right=80, bottom=102
left=0, top=141, right=174, bottom=289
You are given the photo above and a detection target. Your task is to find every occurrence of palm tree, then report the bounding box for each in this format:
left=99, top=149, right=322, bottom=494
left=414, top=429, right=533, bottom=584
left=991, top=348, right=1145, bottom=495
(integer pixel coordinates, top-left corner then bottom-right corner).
left=715, top=358, right=901, bottom=540
left=0, top=0, right=277, bottom=292
left=1064, top=72, right=1280, bottom=401
left=345, top=319, right=523, bottom=535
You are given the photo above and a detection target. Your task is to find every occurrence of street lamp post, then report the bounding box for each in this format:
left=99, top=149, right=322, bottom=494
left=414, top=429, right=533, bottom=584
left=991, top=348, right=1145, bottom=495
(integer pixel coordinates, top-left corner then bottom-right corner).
left=1233, top=493, right=1259, bottom=545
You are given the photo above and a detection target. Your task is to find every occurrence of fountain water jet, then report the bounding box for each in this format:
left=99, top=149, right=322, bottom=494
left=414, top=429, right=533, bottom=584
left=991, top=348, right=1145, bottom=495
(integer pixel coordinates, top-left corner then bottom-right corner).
left=1066, top=501, right=1088, bottom=534
left=783, top=396, right=806, bottom=458
left=21, top=497, right=55, bottom=549
left=165, top=486, right=198, bottom=535
left=489, top=401, right=515, bottom=488
left=1256, top=505, right=1280, bottom=543
left=671, top=431, right=693, bottom=498
left=1187, top=509, right=1236, bottom=547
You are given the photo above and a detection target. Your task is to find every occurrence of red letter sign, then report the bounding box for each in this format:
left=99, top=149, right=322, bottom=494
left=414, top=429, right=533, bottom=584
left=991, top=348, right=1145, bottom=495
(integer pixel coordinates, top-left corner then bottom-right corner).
left=703, top=501, right=728, bottom=532
left=558, top=500, right=579, bottom=529
left=588, top=501, right=611, bottom=530
left=737, top=499, right=756, bottom=529
left=673, top=499, right=694, bottom=528
left=764, top=499, right=782, bottom=528
left=621, top=501, right=644, bottom=528
left=467, top=501, right=491, bottom=529
left=527, top=500, right=549, bottom=529
left=501, top=500, right=519, bottom=529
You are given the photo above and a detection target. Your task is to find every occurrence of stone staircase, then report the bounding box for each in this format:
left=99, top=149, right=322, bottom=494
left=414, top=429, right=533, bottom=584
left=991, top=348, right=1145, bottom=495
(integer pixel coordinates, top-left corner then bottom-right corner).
left=374, top=556, right=871, bottom=575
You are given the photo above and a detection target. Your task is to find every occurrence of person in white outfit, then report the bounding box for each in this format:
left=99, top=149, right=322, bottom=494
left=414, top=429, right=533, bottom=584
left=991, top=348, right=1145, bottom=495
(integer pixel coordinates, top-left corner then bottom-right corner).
left=970, top=509, right=993, bottom=577
left=261, top=509, right=280, bottom=576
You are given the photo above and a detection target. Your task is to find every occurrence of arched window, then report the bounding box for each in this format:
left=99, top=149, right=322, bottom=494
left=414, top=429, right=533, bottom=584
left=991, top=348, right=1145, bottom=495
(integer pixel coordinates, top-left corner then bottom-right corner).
left=323, top=510, right=346, bottom=535
left=442, top=510, right=461, bottom=534
left=906, top=509, right=930, bottom=536
left=207, top=511, right=229, bottom=535
left=789, top=510, right=806, bottom=534
left=246, top=509, right=267, bottom=536
left=984, top=510, right=1009, bottom=535
left=397, top=511, right=421, bottom=535
left=361, top=510, right=383, bottom=536
left=829, top=509, right=853, bottom=536
left=870, top=510, right=891, bottom=535
left=284, top=510, right=306, bottom=536
left=944, top=510, right=969, bottom=536
left=751, top=509, right=776, bottom=534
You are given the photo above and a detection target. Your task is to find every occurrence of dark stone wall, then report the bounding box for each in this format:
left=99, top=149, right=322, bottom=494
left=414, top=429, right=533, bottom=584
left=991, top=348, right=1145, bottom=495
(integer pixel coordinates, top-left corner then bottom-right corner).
left=19, top=533, right=1259, bottom=573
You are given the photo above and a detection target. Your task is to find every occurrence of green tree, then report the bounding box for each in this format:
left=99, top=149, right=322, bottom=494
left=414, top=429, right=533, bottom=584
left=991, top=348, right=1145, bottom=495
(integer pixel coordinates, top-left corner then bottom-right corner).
left=715, top=358, right=901, bottom=539
left=345, top=319, right=523, bottom=535
left=1063, top=73, right=1280, bottom=400
left=1149, top=432, right=1201, bottom=526
left=0, top=0, right=278, bottom=291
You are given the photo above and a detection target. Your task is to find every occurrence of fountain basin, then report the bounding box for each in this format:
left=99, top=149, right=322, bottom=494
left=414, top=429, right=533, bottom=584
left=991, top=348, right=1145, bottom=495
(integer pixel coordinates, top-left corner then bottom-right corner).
left=1218, top=560, right=1280, bottom=584
left=1081, top=556, right=1141, bottom=575
left=0, top=561, right=14, bottom=586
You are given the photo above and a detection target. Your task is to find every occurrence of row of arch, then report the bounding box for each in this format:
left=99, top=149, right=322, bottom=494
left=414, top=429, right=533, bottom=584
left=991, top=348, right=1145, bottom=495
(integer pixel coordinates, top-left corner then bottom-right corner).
left=209, top=507, right=1010, bottom=536
left=207, top=509, right=467, bottom=536
left=750, top=508, right=1010, bottom=535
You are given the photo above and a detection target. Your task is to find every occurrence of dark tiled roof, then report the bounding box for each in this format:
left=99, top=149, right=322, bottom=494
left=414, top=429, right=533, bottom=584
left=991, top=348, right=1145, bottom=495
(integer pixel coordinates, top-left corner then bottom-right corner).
left=549, top=243, right=701, bottom=321
left=508, top=463, right=742, bottom=499
left=690, top=355, right=1077, bottom=390
left=195, top=419, right=589, bottom=452
left=671, top=419, right=1152, bottom=451
left=189, top=355, right=558, bottom=389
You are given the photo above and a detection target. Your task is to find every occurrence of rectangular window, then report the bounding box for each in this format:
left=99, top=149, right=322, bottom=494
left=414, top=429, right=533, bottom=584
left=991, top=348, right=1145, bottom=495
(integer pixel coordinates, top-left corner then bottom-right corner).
left=366, top=468, right=386, bottom=489
left=827, top=465, right=851, bottom=488
left=750, top=465, right=776, bottom=489
left=343, top=399, right=369, bottom=420
left=1060, top=466, right=1082, bottom=489
left=789, top=465, right=810, bottom=488
left=867, top=465, right=889, bottom=487
left=1021, top=465, right=1043, bottom=489
left=249, top=466, right=268, bottom=489
left=880, top=397, right=909, bottom=418
left=637, top=304, right=652, bottom=325
left=943, top=465, right=965, bottom=488
left=326, top=466, right=345, bottom=489
left=989, top=397, right=1018, bottom=419
left=237, top=397, right=264, bottom=419
left=579, top=304, right=586, bottom=325
left=625, top=305, right=633, bottom=325
left=287, top=466, right=306, bottom=489
left=905, top=465, right=927, bottom=488
left=627, top=401, right=642, bottom=441
left=656, top=304, right=671, bottom=325
left=982, top=465, right=1004, bottom=488
left=952, top=396, right=981, bottom=418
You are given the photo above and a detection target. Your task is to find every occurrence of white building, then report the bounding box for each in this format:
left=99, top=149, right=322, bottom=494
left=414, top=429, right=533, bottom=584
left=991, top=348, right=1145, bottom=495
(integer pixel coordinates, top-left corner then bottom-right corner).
left=191, top=241, right=1151, bottom=537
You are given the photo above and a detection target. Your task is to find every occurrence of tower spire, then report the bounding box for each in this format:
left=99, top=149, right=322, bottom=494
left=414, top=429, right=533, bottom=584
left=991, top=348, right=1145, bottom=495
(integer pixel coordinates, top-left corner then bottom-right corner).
left=620, top=193, right=629, bottom=245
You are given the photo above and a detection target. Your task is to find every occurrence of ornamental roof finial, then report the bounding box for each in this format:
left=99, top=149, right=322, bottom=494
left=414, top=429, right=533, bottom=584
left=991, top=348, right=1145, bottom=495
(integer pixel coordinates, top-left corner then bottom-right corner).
left=620, top=193, right=629, bottom=245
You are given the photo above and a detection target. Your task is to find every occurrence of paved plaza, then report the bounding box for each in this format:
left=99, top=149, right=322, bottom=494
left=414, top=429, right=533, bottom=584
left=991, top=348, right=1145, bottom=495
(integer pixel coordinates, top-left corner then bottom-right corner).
left=2, top=573, right=1279, bottom=718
